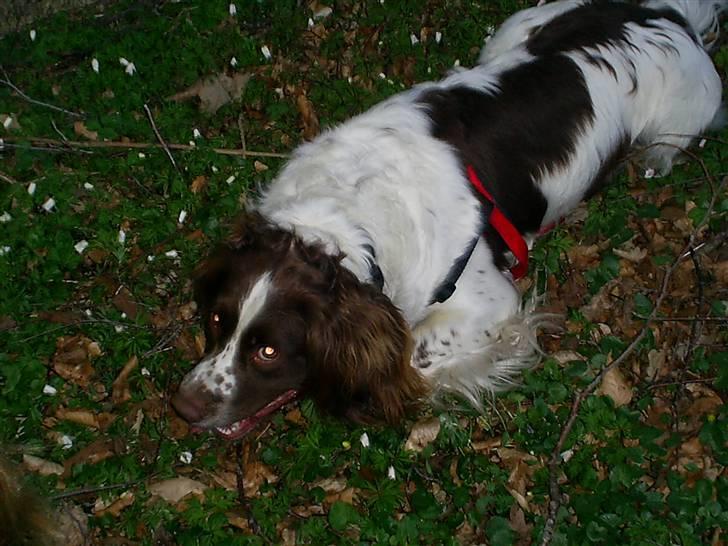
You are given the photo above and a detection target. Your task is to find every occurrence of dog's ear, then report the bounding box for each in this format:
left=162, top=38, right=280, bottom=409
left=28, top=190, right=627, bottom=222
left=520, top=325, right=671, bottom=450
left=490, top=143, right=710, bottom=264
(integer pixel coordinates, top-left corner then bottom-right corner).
left=228, top=211, right=293, bottom=253
left=305, top=265, right=428, bottom=424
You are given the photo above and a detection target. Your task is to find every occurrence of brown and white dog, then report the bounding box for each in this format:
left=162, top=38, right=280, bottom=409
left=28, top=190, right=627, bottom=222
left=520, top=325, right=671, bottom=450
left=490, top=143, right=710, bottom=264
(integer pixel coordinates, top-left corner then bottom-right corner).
left=172, top=0, right=725, bottom=439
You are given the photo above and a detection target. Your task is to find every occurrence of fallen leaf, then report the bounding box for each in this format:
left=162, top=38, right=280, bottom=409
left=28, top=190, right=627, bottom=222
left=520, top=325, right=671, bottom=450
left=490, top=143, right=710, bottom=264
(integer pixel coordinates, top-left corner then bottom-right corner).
left=167, top=72, right=251, bottom=115
left=22, top=454, right=64, bottom=476
left=253, top=160, right=268, bottom=172
left=112, top=286, right=138, bottom=319
left=94, top=491, right=135, bottom=517
left=404, top=416, right=441, bottom=452
left=510, top=504, right=533, bottom=546
left=0, top=114, right=21, bottom=130
left=62, top=438, right=116, bottom=477
left=112, top=355, right=138, bottom=406
left=598, top=367, right=633, bottom=407
left=243, top=461, right=278, bottom=497
left=190, top=175, right=208, bottom=194
left=0, top=315, right=17, bottom=331
left=52, top=334, right=102, bottom=387
left=73, top=121, right=98, bottom=141
left=56, top=407, right=116, bottom=430
left=149, top=477, right=208, bottom=503
left=296, top=93, right=319, bottom=140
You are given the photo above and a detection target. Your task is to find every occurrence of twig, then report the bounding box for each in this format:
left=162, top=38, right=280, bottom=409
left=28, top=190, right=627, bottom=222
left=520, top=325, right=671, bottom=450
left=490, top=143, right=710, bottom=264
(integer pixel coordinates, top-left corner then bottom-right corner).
left=52, top=480, right=137, bottom=501
left=51, top=119, right=69, bottom=142
left=0, top=66, right=84, bottom=119
left=0, top=170, right=18, bottom=184
left=647, top=377, right=716, bottom=390
left=539, top=175, right=727, bottom=546
left=1, top=135, right=288, bottom=158
left=143, top=103, right=179, bottom=172
left=237, top=113, right=247, bottom=156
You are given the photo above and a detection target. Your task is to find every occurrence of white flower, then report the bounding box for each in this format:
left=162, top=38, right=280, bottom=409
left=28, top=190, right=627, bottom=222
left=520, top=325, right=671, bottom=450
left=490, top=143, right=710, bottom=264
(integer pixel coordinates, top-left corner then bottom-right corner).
left=644, top=168, right=655, bottom=179
left=27, top=182, right=36, bottom=195
left=261, top=45, right=272, bottom=60
left=74, top=240, right=89, bottom=254
left=125, top=62, right=136, bottom=76
left=141, top=367, right=151, bottom=377
left=60, top=435, right=73, bottom=449
left=114, top=324, right=125, bottom=333
left=226, top=175, right=236, bottom=185
left=410, top=34, right=419, bottom=46
left=453, top=59, right=461, bottom=67
left=0, top=246, right=10, bottom=256
left=0, top=138, right=4, bottom=149
left=230, top=56, right=238, bottom=67
left=435, top=31, right=442, bottom=44
left=91, top=58, right=100, bottom=73
left=560, top=449, right=574, bottom=463
left=378, top=72, right=386, bottom=79
left=84, top=182, right=94, bottom=190
left=179, top=451, right=193, bottom=464
left=3, top=116, right=13, bottom=129
left=165, top=250, right=179, bottom=258
left=30, top=30, right=36, bottom=41
left=360, top=432, right=370, bottom=448
left=118, top=229, right=126, bottom=244
left=189, top=140, right=196, bottom=147
left=0, top=212, right=11, bottom=223
left=41, top=197, right=55, bottom=212
left=193, top=128, right=202, bottom=139
left=84, top=309, right=93, bottom=317
left=387, top=466, right=396, bottom=480
left=119, top=57, right=130, bottom=67
left=699, top=138, right=707, bottom=148
left=308, top=17, right=315, bottom=29
left=146, top=255, right=155, bottom=262
left=43, top=385, right=57, bottom=395
left=138, top=152, right=146, bottom=159
left=211, top=165, right=219, bottom=173
left=120, top=312, right=127, bottom=319
left=178, top=210, right=187, bottom=223
left=229, top=3, right=237, bottom=16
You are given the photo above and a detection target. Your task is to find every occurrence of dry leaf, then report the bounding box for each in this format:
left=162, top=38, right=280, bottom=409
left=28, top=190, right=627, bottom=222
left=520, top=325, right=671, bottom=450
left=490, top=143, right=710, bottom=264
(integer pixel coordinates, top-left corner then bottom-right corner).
left=62, top=438, right=116, bottom=478
left=190, top=175, right=208, bottom=194
left=404, top=416, right=441, bottom=452
left=0, top=114, right=20, bottom=130
left=73, top=121, right=98, bottom=141
left=149, top=477, right=207, bottom=503
left=112, top=286, right=138, bottom=319
left=52, top=334, right=101, bottom=387
left=243, top=461, right=278, bottom=497
left=55, top=407, right=116, bottom=430
left=112, top=355, right=138, bottom=406
left=253, top=160, right=268, bottom=172
left=296, top=93, right=320, bottom=140
left=22, top=454, right=64, bottom=476
left=598, top=367, right=633, bottom=407
left=94, top=491, right=135, bottom=517
left=167, top=72, right=251, bottom=115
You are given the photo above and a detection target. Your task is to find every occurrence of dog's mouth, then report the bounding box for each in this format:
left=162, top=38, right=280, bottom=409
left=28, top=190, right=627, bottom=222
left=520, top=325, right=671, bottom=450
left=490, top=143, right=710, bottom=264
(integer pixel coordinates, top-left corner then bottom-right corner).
left=208, top=389, right=299, bottom=441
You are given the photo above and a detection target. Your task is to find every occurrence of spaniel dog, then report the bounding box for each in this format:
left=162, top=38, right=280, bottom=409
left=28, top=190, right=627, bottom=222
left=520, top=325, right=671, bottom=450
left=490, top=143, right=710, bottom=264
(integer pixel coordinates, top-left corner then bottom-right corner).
left=172, top=0, right=725, bottom=439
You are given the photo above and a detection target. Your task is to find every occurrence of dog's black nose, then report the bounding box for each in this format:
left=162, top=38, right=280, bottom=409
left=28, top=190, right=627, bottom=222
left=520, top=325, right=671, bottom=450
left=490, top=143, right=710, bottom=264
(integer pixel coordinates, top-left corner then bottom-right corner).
left=171, top=391, right=207, bottom=424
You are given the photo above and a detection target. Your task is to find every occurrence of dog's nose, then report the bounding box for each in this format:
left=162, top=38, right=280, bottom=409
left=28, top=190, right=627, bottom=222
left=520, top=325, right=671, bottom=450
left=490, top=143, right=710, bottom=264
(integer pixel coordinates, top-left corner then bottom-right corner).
left=171, top=390, right=207, bottom=424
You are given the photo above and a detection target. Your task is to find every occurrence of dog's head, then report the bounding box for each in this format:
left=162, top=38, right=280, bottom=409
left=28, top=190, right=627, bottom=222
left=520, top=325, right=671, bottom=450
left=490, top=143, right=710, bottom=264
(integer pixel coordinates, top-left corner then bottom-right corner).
left=171, top=212, right=426, bottom=439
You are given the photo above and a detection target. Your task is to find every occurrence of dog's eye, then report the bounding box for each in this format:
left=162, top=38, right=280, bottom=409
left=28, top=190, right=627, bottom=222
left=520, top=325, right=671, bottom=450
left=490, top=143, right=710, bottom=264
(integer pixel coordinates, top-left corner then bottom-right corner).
left=209, top=312, right=222, bottom=332
left=254, top=345, right=279, bottom=364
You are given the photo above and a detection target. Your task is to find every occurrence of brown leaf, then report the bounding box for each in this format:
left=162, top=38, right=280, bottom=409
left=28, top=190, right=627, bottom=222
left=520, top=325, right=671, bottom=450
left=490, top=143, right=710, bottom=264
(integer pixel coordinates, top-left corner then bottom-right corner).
left=243, top=461, right=278, bottom=497
left=37, top=310, right=82, bottom=325
left=55, top=407, right=116, bottom=430
left=73, top=121, right=98, bottom=141
left=510, top=504, right=533, bottom=546
left=148, top=477, right=207, bottom=504
left=190, top=175, right=208, bottom=194
left=296, top=93, right=320, bottom=140
left=253, top=160, right=268, bottom=172
left=112, top=355, right=139, bottom=406
left=404, top=416, right=441, bottom=452
left=62, top=438, right=116, bottom=477
left=22, top=454, right=64, bottom=476
left=52, top=334, right=102, bottom=387
left=598, top=367, right=633, bottom=407
left=167, top=72, right=251, bottom=115
left=94, top=491, right=135, bottom=517
left=112, top=286, right=138, bottom=319
left=0, top=315, right=17, bottom=331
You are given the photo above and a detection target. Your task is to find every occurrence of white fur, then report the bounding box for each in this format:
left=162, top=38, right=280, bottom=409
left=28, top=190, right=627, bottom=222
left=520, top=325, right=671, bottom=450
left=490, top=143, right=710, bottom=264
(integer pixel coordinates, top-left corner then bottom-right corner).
left=254, top=0, right=723, bottom=403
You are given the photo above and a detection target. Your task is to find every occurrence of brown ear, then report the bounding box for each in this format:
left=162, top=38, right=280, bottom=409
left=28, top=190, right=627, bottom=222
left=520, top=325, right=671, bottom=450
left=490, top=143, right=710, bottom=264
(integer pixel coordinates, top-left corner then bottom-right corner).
left=306, top=265, right=428, bottom=424
left=228, top=211, right=293, bottom=253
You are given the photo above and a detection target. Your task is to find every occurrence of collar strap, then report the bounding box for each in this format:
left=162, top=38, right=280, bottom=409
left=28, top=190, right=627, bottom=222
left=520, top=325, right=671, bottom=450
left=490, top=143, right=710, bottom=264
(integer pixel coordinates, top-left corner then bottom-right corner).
left=466, top=165, right=529, bottom=280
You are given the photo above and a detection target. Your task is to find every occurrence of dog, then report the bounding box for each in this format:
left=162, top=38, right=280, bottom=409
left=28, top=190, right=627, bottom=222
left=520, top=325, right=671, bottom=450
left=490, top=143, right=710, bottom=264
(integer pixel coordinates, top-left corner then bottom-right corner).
left=172, top=0, right=725, bottom=439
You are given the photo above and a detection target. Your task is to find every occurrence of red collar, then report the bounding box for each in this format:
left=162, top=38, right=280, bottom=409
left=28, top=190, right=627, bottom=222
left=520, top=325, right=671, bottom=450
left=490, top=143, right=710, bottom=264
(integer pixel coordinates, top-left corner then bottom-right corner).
left=466, top=165, right=529, bottom=280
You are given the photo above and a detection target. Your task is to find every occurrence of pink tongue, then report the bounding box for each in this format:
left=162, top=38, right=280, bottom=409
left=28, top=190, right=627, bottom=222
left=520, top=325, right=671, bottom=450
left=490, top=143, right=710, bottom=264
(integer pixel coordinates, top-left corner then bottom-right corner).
left=214, top=389, right=299, bottom=440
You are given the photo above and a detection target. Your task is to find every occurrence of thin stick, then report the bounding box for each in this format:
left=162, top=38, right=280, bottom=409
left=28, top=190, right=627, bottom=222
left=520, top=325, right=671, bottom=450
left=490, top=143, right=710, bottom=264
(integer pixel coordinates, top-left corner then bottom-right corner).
left=539, top=175, right=727, bottom=546
left=0, top=66, right=84, bottom=119
left=52, top=481, right=136, bottom=500
left=143, top=103, right=179, bottom=172
left=237, top=113, right=247, bottom=156
left=1, top=135, right=288, bottom=159
left=0, top=170, right=18, bottom=184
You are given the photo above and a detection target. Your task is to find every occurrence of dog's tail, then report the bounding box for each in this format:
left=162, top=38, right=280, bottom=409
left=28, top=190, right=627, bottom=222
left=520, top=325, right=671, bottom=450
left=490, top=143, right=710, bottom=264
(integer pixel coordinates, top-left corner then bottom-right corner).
left=643, top=0, right=728, bottom=49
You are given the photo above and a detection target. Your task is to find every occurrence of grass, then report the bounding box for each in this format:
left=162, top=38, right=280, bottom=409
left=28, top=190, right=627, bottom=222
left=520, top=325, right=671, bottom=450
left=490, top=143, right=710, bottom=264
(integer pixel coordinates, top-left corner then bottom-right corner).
left=1, top=1, right=727, bottom=544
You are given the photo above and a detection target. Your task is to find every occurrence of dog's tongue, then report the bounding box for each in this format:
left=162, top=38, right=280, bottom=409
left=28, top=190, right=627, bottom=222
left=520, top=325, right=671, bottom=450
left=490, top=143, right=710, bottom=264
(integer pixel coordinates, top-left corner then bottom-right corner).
left=213, top=389, right=299, bottom=440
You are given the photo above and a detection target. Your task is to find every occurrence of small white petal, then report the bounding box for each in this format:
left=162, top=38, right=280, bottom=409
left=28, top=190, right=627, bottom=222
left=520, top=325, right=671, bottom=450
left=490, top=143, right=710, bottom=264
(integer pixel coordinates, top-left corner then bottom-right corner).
left=410, top=34, right=419, bottom=46
left=274, top=87, right=284, bottom=98
left=125, top=62, right=136, bottom=75
left=141, top=367, right=151, bottom=377
left=120, top=312, right=127, bottom=319
left=3, top=116, right=12, bottom=129
left=193, top=128, right=202, bottom=139
left=189, top=140, right=196, bottom=147
left=60, top=435, right=73, bottom=449
left=165, top=250, right=179, bottom=258
left=378, top=72, right=386, bottom=79
left=229, top=3, right=237, bottom=16
left=211, top=165, right=219, bottom=173
left=427, top=67, right=432, bottom=74
left=308, top=17, right=315, bottom=28
left=74, top=240, right=89, bottom=254
left=226, top=175, right=236, bottom=185
left=230, top=56, right=238, bottom=67
left=179, top=451, right=193, bottom=464
left=83, top=182, right=94, bottom=190
left=138, top=152, right=146, bottom=159
left=387, top=466, right=396, bottom=480
left=85, top=309, right=93, bottom=317
left=114, top=325, right=125, bottom=333
left=146, top=255, right=155, bottom=262
left=43, top=384, right=57, bottom=395
left=360, top=432, right=370, bottom=448
left=118, top=229, right=126, bottom=244
left=347, top=76, right=353, bottom=84
left=0, top=212, right=11, bottom=223
left=119, top=57, right=130, bottom=67
left=91, top=58, right=100, bottom=73
left=30, top=30, right=36, bottom=41
left=560, top=449, right=574, bottom=463
left=485, top=25, right=495, bottom=35
left=27, top=182, right=37, bottom=195
left=699, top=138, right=707, bottom=148
left=0, top=138, right=4, bottom=149
left=261, top=45, right=272, bottom=60
left=453, top=59, right=460, bottom=67
left=178, top=210, right=187, bottom=223
left=644, top=168, right=655, bottom=179
left=435, top=31, right=442, bottom=44
left=42, top=197, right=55, bottom=212
left=0, top=246, right=10, bottom=256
